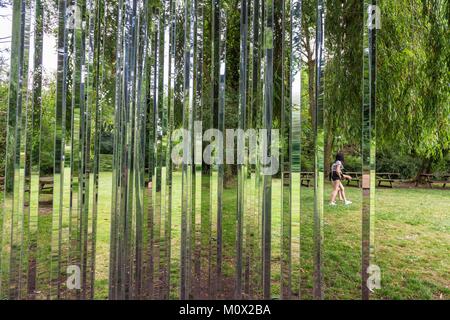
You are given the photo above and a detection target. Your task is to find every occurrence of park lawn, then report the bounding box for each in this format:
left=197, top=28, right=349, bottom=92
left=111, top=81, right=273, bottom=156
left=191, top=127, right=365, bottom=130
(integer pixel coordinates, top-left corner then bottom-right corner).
left=2, top=169, right=448, bottom=299
left=371, top=188, right=449, bottom=300
left=91, top=172, right=449, bottom=300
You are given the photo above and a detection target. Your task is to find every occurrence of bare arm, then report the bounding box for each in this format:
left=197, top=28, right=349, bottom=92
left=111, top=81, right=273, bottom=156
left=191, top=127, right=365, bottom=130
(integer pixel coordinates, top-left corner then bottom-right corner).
left=336, top=165, right=344, bottom=179
left=337, top=165, right=352, bottom=180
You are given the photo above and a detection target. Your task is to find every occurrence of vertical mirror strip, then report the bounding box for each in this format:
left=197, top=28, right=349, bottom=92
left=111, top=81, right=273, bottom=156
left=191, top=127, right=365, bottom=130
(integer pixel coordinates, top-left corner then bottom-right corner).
left=136, top=0, right=152, bottom=299
left=0, top=0, right=379, bottom=302
left=262, top=0, right=274, bottom=300
left=208, top=0, right=219, bottom=299
left=52, top=0, right=68, bottom=299
left=20, top=0, right=36, bottom=300
left=217, top=7, right=227, bottom=297
left=243, top=0, right=254, bottom=298
left=27, top=0, right=43, bottom=299
left=235, top=0, right=248, bottom=300
left=290, top=0, right=302, bottom=300
left=252, top=0, right=264, bottom=299
left=180, top=0, right=195, bottom=299
left=280, top=0, right=291, bottom=300
left=192, top=0, right=203, bottom=300
left=158, top=0, right=171, bottom=300
left=109, top=0, right=124, bottom=299
left=362, top=0, right=377, bottom=301
left=1, top=0, right=30, bottom=299
left=313, top=0, right=325, bottom=300
left=199, top=0, right=212, bottom=299
left=171, top=0, right=184, bottom=299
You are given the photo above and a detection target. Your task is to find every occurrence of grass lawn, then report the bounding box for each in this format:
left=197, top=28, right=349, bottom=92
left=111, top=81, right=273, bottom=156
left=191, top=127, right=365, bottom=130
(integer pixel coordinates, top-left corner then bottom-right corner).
left=2, top=169, right=448, bottom=299
left=92, top=171, right=449, bottom=300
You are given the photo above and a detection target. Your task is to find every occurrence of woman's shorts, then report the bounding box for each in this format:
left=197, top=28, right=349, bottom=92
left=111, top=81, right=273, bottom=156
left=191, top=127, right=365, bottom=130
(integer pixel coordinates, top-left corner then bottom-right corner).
left=331, top=172, right=341, bottom=181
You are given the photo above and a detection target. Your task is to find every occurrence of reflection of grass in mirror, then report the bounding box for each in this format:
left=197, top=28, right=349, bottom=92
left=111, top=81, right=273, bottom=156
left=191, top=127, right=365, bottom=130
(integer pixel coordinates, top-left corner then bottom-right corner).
left=92, top=175, right=450, bottom=299
left=2, top=169, right=448, bottom=300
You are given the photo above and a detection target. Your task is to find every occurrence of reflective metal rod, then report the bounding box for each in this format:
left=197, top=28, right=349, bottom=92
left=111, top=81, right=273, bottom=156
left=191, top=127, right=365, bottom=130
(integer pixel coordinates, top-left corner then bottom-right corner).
left=361, top=0, right=377, bottom=301
left=313, top=0, right=325, bottom=300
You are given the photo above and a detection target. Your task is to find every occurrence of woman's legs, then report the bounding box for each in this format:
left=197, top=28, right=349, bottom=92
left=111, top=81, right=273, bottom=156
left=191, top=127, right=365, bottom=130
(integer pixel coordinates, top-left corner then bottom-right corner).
left=338, top=182, right=347, bottom=202
left=330, top=180, right=341, bottom=203
left=338, top=188, right=344, bottom=201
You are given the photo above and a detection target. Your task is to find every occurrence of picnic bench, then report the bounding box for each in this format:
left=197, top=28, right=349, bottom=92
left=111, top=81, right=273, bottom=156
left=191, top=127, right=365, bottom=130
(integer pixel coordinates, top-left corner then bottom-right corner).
left=376, top=173, right=401, bottom=188
left=437, top=175, right=450, bottom=188
left=39, top=177, right=54, bottom=192
left=299, top=172, right=360, bottom=188
left=416, top=174, right=450, bottom=188
left=0, top=176, right=53, bottom=192
left=301, top=172, right=314, bottom=187
left=344, top=172, right=362, bottom=187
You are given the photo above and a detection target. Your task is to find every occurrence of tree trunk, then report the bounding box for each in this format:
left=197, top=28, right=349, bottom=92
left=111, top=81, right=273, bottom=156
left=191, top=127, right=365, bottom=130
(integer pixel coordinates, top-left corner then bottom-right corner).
left=415, top=157, right=433, bottom=182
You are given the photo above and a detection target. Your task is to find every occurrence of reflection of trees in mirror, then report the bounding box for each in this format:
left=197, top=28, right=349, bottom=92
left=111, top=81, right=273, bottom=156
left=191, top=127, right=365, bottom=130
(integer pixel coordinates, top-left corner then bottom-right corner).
left=0, top=0, right=448, bottom=301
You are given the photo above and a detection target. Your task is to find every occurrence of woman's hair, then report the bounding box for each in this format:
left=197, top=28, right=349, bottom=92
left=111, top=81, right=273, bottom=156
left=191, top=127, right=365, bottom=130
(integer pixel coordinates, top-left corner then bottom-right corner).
left=335, top=152, right=345, bottom=163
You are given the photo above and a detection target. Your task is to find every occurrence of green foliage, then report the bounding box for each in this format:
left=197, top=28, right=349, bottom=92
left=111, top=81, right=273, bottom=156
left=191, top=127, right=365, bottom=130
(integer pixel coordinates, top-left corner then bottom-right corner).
left=36, top=86, right=56, bottom=175
left=377, top=147, right=421, bottom=179
left=324, top=0, right=363, bottom=145
left=343, top=154, right=362, bottom=172
left=377, top=0, right=450, bottom=169
left=1, top=0, right=448, bottom=182
left=0, top=84, right=7, bottom=175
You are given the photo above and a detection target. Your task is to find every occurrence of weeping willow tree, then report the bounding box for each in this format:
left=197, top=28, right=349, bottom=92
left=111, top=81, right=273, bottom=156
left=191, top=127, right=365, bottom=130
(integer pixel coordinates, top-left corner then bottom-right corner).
left=324, top=0, right=363, bottom=172
left=377, top=0, right=450, bottom=177
left=300, top=0, right=449, bottom=176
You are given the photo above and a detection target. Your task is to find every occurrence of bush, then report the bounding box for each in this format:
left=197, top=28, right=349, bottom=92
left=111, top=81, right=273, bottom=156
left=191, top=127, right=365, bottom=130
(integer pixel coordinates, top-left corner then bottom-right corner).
left=343, top=154, right=361, bottom=172
left=376, top=148, right=421, bottom=179
left=431, top=154, right=450, bottom=176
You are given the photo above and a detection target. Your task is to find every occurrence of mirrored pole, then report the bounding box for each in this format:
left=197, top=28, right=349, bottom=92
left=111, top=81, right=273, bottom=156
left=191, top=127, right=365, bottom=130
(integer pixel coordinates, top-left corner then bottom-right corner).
left=52, top=0, right=70, bottom=299
left=216, top=7, right=226, bottom=297
left=193, top=0, right=204, bottom=300
left=313, top=0, right=325, bottom=300
left=290, top=0, right=302, bottom=300
left=26, top=0, right=44, bottom=300
left=1, top=0, right=30, bottom=299
left=199, top=0, right=213, bottom=299
left=362, top=0, right=377, bottom=301
left=180, top=0, right=195, bottom=299
left=235, top=0, right=248, bottom=299
left=208, top=0, right=220, bottom=298
left=250, top=0, right=263, bottom=298
left=280, top=0, right=292, bottom=300
left=262, top=0, right=274, bottom=300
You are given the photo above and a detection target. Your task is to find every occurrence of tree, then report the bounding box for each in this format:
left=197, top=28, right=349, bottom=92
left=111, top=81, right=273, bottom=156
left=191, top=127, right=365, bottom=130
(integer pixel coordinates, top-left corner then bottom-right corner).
left=377, top=0, right=450, bottom=177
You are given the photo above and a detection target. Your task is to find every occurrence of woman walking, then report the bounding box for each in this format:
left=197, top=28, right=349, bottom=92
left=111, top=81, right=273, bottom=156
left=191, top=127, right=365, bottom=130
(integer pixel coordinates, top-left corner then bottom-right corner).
left=330, top=152, right=353, bottom=206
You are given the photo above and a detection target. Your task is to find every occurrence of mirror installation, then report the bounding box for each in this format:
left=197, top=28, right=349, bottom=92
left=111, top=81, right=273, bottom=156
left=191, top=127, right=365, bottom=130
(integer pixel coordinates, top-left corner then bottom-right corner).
left=0, top=0, right=377, bottom=300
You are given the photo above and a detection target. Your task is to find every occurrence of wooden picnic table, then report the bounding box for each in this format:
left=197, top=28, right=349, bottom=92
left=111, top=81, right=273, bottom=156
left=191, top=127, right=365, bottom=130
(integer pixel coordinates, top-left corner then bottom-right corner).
left=441, top=175, right=450, bottom=188
left=416, top=174, right=450, bottom=188
left=300, top=172, right=362, bottom=188
left=301, top=172, right=314, bottom=187
left=344, top=172, right=362, bottom=187
left=0, top=176, right=53, bottom=192
left=39, top=177, right=54, bottom=192
left=376, top=172, right=401, bottom=188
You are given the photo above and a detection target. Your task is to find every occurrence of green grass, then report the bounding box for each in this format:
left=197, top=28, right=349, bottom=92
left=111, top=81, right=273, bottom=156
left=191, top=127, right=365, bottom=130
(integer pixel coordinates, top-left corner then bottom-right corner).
left=93, top=171, right=449, bottom=300
left=2, top=169, right=449, bottom=300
